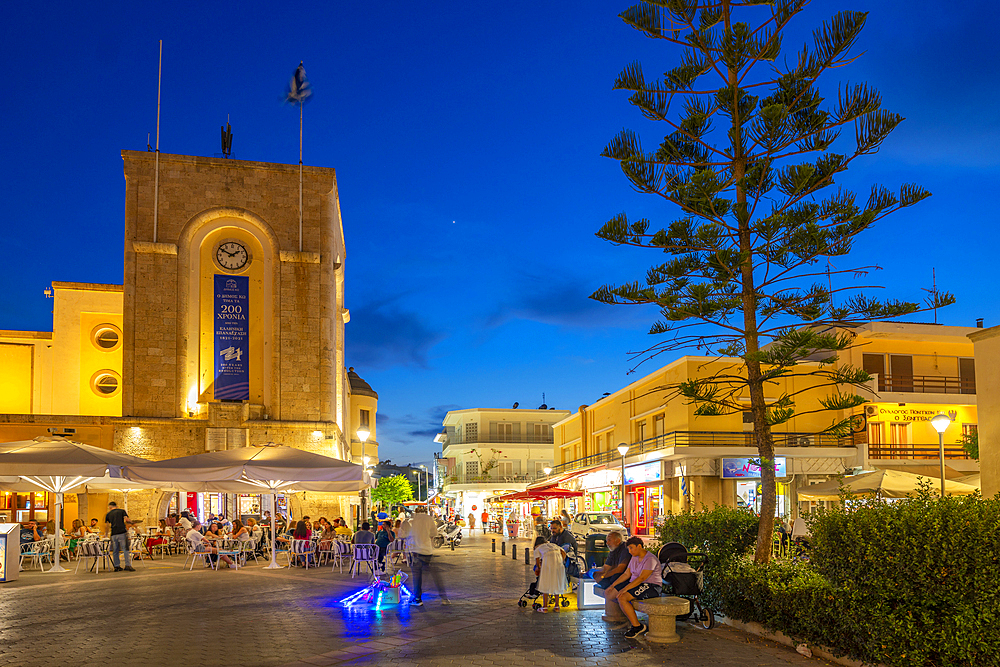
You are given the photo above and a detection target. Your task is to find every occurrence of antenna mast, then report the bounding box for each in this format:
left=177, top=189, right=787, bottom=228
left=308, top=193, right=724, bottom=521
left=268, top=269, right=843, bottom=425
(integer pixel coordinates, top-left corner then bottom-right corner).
left=152, top=40, right=162, bottom=243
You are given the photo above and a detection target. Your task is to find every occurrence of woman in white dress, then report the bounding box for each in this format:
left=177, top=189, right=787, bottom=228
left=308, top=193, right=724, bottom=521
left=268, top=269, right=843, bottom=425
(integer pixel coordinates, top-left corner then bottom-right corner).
left=533, top=536, right=569, bottom=612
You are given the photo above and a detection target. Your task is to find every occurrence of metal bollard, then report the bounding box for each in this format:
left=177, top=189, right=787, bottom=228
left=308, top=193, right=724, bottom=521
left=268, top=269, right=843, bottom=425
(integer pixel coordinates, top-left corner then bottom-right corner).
left=501, top=541, right=506, bottom=556
left=512, top=544, right=517, bottom=560
left=525, top=548, right=530, bottom=565
left=492, top=538, right=496, bottom=553
left=451, top=537, right=456, bottom=551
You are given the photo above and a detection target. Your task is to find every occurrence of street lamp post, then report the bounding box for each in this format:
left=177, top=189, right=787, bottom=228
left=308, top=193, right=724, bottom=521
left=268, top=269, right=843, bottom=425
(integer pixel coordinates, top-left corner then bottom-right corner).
left=357, top=427, right=370, bottom=527
left=930, top=414, right=952, bottom=497
left=420, top=464, right=428, bottom=501
left=617, top=443, right=629, bottom=530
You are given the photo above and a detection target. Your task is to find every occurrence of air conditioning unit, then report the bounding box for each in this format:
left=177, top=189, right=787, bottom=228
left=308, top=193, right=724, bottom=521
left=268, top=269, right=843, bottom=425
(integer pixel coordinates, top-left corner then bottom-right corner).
left=794, top=435, right=814, bottom=447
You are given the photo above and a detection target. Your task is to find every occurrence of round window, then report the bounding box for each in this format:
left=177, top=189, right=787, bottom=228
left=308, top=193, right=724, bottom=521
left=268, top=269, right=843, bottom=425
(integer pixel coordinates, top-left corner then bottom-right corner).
left=90, top=370, right=122, bottom=397
left=91, top=324, right=122, bottom=352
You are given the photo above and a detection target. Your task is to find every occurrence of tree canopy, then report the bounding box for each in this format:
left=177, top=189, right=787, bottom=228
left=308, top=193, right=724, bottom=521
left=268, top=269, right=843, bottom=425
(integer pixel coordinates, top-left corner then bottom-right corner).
left=370, top=474, right=414, bottom=506
left=594, top=0, right=953, bottom=562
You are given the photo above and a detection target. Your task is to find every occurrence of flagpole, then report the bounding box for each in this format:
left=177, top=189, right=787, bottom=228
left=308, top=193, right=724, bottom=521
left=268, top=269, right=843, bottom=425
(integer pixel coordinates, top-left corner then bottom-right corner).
left=298, top=98, right=303, bottom=252
left=153, top=39, right=162, bottom=244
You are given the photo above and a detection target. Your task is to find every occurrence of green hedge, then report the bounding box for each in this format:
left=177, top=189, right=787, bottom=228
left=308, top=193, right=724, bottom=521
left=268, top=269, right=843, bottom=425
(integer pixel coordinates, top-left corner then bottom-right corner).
left=660, top=494, right=1000, bottom=667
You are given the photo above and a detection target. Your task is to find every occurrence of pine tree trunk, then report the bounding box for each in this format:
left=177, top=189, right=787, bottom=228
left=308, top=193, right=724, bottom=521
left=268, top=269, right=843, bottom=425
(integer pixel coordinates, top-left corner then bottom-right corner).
left=725, top=0, right=775, bottom=563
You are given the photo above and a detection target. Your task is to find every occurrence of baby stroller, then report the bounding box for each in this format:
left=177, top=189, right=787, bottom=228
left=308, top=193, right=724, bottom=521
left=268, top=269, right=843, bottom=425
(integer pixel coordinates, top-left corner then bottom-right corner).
left=517, top=550, right=583, bottom=609
left=658, top=542, right=715, bottom=629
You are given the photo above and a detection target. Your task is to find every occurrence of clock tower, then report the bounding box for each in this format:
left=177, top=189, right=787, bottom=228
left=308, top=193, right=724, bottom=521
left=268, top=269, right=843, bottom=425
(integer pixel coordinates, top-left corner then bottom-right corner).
left=117, top=151, right=352, bottom=461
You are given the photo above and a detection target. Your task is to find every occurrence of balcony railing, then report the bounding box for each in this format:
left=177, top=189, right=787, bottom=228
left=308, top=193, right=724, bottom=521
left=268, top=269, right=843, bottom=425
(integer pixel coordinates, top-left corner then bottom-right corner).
left=868, top=444, right=971, bottom=460
left=443, top=470, right=543, bottom=486
left=876, top=374, right=975, bottom=395
left=551, top=430, right=852, bottom=476
left=443, top=433, right=554, bottom=446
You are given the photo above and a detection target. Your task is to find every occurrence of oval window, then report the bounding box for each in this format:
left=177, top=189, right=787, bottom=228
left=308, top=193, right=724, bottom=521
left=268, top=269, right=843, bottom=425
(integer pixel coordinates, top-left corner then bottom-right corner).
left=91, top=324, right=122, bottom=352
left=90, top=370, right=122, bottom=397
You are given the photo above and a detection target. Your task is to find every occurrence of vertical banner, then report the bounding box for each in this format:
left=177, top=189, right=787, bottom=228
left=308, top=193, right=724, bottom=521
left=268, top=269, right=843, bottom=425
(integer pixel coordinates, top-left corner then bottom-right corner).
left=214, top=274, right=249, bottom=400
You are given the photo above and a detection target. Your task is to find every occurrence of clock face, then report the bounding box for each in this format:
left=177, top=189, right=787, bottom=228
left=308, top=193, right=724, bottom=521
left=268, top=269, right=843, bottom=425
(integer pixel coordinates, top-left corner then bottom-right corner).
left=216, top=241, right=249, bottom=271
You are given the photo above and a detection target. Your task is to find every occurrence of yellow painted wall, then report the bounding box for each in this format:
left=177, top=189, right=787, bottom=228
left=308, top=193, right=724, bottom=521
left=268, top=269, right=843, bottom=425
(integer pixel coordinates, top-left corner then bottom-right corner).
left=0, top=343, right=33, bottom=413
left=197, top=226, right=268, bottom=404
left=78, top=313, right=124, bottom=416
left=349, top=393, right=379, bottom=463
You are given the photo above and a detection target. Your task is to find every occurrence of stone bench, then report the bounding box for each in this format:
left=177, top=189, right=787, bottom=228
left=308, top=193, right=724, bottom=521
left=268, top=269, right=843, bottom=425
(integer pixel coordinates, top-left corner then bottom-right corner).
left=633, top=597, right=690, bottom=643
left=593, top=584, right=626, bottom=622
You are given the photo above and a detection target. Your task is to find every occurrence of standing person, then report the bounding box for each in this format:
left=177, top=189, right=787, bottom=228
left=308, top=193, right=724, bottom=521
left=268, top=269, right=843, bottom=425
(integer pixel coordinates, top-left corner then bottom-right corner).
left=548, top=519, right=577, bottom=556
left=408, top=507, right=449, bottom=606
left=533, top=536, right=569, bottom=611
left=480, top=509, right=489, bottom=534
left=611, top=537, right=664, bottom=638
left=467, top=512, right=476, bottom=535
left=560, top=509, right=572, bottom=528
left=105, top=501, right=134, bottom=572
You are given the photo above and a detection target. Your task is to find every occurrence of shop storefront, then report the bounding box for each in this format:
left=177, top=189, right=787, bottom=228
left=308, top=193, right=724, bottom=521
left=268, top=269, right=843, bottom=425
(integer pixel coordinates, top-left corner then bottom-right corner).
left=0, top=491, right=48, bottom=524
left=576, top=469, right=623, bottom=522
left=175, top=491, right=283, bottom=523
left=723, top=457, right=791, bottom=517
left=625, top=461, right=664, bottom=537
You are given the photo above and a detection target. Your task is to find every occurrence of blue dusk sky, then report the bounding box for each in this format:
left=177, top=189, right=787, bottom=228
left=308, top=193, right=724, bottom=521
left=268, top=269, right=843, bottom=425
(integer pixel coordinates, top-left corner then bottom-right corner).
left=1, top=1, right=997, bottom=465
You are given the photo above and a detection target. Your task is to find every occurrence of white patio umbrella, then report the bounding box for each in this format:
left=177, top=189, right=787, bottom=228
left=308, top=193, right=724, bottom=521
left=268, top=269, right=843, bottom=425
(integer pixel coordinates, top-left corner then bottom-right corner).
left=121, top=443, right=370, bottom=569
left=0, top=436, right=152, bottom=572
left=797, top=468, right=979, bottom=501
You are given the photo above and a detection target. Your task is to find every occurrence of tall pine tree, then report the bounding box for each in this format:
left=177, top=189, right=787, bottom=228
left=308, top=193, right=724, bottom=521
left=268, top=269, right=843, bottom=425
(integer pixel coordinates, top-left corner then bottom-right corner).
left=593, top=0, right=953, bottom=562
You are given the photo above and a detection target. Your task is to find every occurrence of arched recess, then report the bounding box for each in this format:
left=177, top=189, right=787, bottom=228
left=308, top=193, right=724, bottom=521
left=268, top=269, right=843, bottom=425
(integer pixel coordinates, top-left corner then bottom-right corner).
left=176, top=207, right=281, bottom=418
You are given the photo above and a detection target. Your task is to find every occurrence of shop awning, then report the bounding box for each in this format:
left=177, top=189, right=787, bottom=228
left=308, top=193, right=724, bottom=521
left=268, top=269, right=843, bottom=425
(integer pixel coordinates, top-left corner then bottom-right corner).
left=495, top=485, right=584, bottom=501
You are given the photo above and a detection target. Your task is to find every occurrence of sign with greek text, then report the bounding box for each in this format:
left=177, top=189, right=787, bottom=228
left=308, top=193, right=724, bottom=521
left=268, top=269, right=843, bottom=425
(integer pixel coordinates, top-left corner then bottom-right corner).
left=720, top=457, right=787, bottom=479
left=214, top=274, right=249, bottom=400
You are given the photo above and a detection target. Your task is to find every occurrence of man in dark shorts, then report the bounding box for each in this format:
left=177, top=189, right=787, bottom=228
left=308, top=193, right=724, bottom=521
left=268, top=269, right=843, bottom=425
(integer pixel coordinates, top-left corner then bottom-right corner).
left=594, top=531, right=630, bottom=590
left=610, top=537, right=663, bottom=637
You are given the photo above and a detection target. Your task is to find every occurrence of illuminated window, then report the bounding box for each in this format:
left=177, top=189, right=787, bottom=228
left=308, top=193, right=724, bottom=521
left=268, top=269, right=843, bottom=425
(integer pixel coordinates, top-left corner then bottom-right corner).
left=90, top=370, right=122, bottom=397
left=91, top=324, right=122, bottom=351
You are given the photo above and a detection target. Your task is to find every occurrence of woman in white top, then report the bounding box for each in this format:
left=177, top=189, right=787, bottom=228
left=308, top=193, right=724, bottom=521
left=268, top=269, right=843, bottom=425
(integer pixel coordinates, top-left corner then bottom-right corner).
left=532, top=536, right=569, bottom=611
left=231, top=519, right=250, bottom=542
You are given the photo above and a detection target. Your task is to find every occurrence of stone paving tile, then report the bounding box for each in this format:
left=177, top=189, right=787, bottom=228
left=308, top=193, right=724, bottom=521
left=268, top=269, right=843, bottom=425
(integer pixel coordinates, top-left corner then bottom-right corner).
left=0, top=534, right=833, bottom=667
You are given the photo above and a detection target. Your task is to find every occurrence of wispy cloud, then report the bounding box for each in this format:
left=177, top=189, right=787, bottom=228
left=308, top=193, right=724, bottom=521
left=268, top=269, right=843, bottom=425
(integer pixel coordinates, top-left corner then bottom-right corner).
left=486, top=271, right=655, bottom=330
left=375, top=404, right=461, bottom=464
left=347, top=301, right=446, bottom=370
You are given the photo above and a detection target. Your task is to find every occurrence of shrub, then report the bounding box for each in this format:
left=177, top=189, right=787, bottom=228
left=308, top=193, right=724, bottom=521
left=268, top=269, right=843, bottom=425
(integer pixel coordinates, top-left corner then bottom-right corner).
left=689, top=492, right=1000, bottom=667
left=658, top=505, right=759, bottom=563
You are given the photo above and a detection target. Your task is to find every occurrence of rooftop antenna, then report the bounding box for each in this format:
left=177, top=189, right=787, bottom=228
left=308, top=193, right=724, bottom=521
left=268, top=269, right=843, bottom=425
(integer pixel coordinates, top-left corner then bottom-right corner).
left=933, top=268, right=937, bottom=324
left=146, top=133, right=152, bottom=152
left=152, top=40, right=162, bottom=243
left=221, top=115, right=233, bottom=158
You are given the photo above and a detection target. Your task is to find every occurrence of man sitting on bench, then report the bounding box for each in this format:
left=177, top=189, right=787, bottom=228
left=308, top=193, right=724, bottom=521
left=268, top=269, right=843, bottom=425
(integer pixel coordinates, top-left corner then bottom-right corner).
left=594, top=531, right=630, bottom=591
left=610, top=537, right=663, bottom=638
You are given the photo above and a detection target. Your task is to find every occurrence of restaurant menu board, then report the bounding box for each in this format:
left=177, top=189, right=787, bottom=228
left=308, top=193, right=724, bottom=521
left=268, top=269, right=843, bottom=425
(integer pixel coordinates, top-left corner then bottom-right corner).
left=721, top=457, right=787, bottom=479
left=0, top=523, right=21, bottom=582
left=214, top=275, right=250, bottom=400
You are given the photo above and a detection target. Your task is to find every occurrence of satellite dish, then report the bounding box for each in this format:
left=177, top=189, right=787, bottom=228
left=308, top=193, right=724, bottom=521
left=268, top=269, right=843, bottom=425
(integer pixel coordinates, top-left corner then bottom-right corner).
left=538, top=403, right=547, bottom=410
left=512, top=402, right=519, bottom=409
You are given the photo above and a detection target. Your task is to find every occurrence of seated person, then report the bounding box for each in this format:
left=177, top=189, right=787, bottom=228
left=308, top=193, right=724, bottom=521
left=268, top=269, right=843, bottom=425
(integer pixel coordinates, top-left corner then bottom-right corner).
left=548, top=519, right=577, bottom=556
left=611, top=537, right=664, bottom=638
left=333, top=518, right=353, bottom=536
left=87, top=518, right=101, bottom=534
left=186, top=521, right=234, bottom=568
left=594, top=531, right=631, bottom=590
left=20, top=521, right=42, bottom=545
left=353, top=522, right=375, bottom=545
left=67, top=519, right=87, bottom=555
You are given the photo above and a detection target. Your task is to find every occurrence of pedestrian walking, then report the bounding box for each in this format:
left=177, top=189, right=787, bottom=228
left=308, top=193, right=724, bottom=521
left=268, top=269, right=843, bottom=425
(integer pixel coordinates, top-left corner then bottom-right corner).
left=467, top=512, right=476, bottom=534
left=408, top=507, right=449, bottom=606
left=481, top=509, right=489, bottom=534
left=105, top=501, right=134, bottom=572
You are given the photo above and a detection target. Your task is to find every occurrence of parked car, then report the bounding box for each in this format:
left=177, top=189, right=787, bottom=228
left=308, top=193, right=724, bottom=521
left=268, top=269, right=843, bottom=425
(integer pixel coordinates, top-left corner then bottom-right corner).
left=570, top=512, right=628, bottom=540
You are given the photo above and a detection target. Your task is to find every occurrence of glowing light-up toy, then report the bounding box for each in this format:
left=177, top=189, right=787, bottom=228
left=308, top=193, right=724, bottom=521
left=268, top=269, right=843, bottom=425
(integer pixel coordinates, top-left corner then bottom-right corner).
left=339, top=556, right=413, bottom=608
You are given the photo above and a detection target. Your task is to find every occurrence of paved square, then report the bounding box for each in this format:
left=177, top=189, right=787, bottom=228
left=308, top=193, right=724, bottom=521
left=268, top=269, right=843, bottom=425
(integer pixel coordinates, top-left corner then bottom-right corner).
left=0, top=535, right=830, bottom=667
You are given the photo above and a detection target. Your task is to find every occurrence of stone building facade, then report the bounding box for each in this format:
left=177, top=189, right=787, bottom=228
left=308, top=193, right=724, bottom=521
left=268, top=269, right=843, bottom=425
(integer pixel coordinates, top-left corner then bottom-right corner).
left=0, top=151, right=378, bottom=528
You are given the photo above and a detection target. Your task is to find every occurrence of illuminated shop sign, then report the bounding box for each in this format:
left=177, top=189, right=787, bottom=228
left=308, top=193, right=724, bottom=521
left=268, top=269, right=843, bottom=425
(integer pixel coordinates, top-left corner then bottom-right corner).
left=625, top=462, right=662, bottom=485
left=720, top=457, right=787, bottom=479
